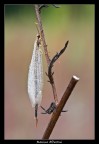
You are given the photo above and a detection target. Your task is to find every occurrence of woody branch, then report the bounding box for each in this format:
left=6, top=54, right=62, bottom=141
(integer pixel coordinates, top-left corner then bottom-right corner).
left=34, top=4, right=58, bottom=104
left=42, top=76, right=79, bottom=139
left=34, top=4, right=80, bottom=139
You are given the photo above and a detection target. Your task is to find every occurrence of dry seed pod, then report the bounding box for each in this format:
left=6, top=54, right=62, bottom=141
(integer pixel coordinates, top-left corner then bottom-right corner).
left=28, top=34, right=43, bottom=126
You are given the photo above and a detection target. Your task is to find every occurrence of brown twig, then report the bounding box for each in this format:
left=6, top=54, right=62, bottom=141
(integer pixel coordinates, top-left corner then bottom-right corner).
left=34, top=4, right=58, bottom=104
left=34, top=5, right=80, bottom=139
left=46, top=41, right=69, bottom=85
left=34, top=4, right=50, bottom=65
left=42, top=75, right=80, bottom=139
left=39, top=4, right=60, bottom=13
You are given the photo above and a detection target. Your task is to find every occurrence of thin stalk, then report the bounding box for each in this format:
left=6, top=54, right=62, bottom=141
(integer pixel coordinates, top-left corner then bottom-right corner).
left=34, top=4, right=58, bottom=104
left=42, top=76, right=79, bottom=139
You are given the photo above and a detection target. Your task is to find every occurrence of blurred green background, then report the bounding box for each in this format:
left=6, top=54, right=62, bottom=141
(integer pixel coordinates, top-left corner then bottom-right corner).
left=5, top=4, right=94, bottom=139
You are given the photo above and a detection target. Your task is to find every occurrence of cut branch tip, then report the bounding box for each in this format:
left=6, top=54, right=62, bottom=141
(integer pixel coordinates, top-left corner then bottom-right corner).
left=73, top=75, right=80, bottom=81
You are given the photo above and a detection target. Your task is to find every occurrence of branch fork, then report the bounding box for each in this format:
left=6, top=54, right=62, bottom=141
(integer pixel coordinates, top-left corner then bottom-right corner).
left=34, top=4, right=80, bottom=139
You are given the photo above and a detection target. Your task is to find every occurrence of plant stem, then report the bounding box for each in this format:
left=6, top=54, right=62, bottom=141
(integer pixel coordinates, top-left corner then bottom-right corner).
left=34, top=4, right=58, bottom=104
left=34, top=4, right=50, bottom=65
left=42, top=75, right=79, bottom=139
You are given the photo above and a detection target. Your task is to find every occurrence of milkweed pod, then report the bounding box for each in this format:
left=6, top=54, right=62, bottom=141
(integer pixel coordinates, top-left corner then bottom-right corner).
left=28, top=35, right=43, bottom=109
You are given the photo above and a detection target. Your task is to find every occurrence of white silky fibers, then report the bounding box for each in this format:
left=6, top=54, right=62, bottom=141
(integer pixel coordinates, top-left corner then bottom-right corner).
left=28, top=35, right=43, bottom=108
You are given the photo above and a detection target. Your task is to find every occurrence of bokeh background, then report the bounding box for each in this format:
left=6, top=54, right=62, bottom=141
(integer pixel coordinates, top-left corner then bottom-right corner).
left=5, top=4, right=94, bottom=139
